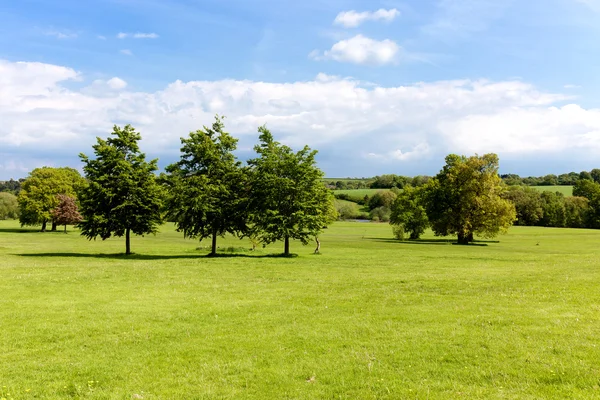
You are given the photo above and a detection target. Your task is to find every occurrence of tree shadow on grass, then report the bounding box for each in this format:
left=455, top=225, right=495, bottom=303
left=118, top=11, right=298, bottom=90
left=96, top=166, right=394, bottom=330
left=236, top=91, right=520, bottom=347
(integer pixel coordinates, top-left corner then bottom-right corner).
left=368, top=237, right=498, bottom=247
left=15, top=252, right=300, bottom=260
left=0, top=227, right=44, bottom=234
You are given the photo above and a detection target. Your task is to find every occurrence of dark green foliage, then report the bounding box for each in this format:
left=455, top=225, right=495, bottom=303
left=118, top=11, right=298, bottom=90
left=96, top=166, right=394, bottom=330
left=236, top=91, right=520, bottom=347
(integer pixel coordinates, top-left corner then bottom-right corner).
left=367, top=190, right=397, bottom=211
left=248, top=126, right=335, bottom=255
left=502, top=186, right=544, bottom=226
left=17, top=167, right=85, bottom=231
left=424, top=154, right=516, bottom=244
left=78, top=125, right=163, bottom=255
left=590, top=169, right=600, bottom=183
left=572, top=179, right=600, bottom=228
left=0, top=192, right=19, bottom=220
left=538, top=191, right=566, bottom=227
left=164, top=116, right=248, bottom=256
left=390, top=185, right=429, bottom=240
left=0, top=178, right=25, bottom=194
left=564, top=197, right=589, bottom=228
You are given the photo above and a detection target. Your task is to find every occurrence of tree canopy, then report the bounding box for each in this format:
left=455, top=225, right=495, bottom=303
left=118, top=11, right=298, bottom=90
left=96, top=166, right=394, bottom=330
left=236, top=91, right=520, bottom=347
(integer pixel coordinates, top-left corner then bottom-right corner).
left=390, top=185, right=429, bottom=240
left=78, top=125, right=163, bottom=255
left=51, top=194, right=83, bottom=232
left=247, top=126, right=335, bottom=255
left=164, top=116, right=248, bottom=256
left=424, top=153, right=516, bottom=244
left=17, top=167, right=85, bottom=231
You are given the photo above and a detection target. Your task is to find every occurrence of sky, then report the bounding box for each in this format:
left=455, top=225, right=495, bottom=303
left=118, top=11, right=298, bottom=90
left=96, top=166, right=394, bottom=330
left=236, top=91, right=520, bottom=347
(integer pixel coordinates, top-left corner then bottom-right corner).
left=1, top=0, right=600, bottom=180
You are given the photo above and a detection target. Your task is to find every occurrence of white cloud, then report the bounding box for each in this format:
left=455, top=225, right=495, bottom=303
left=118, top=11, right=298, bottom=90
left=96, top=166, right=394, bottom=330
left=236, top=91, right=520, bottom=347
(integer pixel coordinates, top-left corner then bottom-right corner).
left=314, top=35, right=400, bottom=65
left=106, top=77, right=128, bottom=90
left=117, top=32, right=159, bottom=39
left=97, top=35, right=107, bottom=40
left=120, top=49, right=133, bottom=56
left=44, top=30, right=77, bottom=39
left=334, top=8, right=400, bottom=28
left=1, top=59, right=600, bottom=177
left=564, top=84, right=581, bottom=89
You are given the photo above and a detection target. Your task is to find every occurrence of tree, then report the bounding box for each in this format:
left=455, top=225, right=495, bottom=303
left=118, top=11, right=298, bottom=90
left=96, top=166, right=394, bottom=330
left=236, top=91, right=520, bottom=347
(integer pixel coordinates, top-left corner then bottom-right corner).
left=17, top=167, right=85, bottom=231
left=564, top=196, right=589, bottom=228
left=538, top=191, right=566, bottom=227
left=248, top=126, right=335, bottom=256
left=51, top=194, right=82, bottom=232
left=78, top=125, right=163, bottom=255
left=502, top=186, right=544, bottom=226
left=164, top=116, right=248, bottom=256
left=573, top=179, right=600, bottom=228
left=390, top=185, right=429, bottom=240
left=0, top=192, right=19, bottom=220
left=424, top=153, right=516, bottom=245
left=590, top=169, right=600, bottom=183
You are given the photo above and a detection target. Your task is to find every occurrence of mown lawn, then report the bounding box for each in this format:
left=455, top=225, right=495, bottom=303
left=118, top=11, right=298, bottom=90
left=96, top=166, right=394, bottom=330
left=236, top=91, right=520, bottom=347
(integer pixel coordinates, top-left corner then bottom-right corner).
left=1, top=220, right=599, bottom=399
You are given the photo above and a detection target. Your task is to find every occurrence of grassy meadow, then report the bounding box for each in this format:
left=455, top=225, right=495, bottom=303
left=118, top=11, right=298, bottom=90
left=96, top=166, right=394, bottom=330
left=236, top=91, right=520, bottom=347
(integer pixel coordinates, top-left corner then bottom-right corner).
left=1, top=220, right=600, bottom=399
left=530, top=186, right=574, bottom=196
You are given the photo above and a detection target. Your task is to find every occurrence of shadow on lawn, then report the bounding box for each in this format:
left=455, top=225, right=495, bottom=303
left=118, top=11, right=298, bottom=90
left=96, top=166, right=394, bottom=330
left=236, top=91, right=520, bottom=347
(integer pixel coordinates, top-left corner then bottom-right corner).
left=15, top=252, right=299, bottom=260
left=369, top=237, right=499, bottom=247
left=0, top=227, right=46, bottom=234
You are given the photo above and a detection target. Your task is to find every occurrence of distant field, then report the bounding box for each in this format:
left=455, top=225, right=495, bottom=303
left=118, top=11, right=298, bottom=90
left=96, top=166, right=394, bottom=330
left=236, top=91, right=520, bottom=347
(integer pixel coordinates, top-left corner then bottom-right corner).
left=333, top=188, right=391, bottom=199
left=2, top=220, right=600, bottom=398
left=530, top=185, right=573, bottom=196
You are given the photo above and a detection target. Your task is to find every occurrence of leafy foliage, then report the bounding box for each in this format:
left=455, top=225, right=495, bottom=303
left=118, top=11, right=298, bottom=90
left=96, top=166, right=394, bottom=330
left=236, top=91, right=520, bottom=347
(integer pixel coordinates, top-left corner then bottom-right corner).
left=424, top=153, right=516, bottom=244
left=51, top=194, right=83, bottom=232
left=17, top=167, right=85, bottom=231
left=248, top=126, right=335, bottom=255
left=0, top=192, right=19, bottom=220
left=78, top=125, right=163, bottom=254
left=390, top=185, right=429, bottom=240
left=502, top=186, right=544, bottom=226
left=164, top=116, right=248, bottom=255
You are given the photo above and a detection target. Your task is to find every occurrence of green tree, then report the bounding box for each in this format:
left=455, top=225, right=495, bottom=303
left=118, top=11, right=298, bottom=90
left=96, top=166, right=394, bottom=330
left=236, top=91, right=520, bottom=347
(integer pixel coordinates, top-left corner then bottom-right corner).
left=78, top=125, right=163, bottom=255
left=164, top=116, right=248, bottom=256
left=502, top=186, right=544, bottom=226
left=424, top=153, right=516, bottom=245
left=573, top=179, right=600, bottom=228
left=17, top=167, right=85, bottom=231
left=564, top=196, right=589, bottom=228
left=538, top=191, right=566, bottom=227
left=0, top=192, right=19, bottom=220
left=390, top=185, right=429, bottom=240
left=590, top=169, right=600, bottom=183
left=248, top=126, right=335, bottom=256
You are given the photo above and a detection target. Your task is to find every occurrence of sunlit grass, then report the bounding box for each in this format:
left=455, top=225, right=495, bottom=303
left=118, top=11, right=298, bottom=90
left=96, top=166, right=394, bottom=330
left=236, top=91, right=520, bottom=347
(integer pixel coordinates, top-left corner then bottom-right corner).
left=1, top=220, right=599, bottom=398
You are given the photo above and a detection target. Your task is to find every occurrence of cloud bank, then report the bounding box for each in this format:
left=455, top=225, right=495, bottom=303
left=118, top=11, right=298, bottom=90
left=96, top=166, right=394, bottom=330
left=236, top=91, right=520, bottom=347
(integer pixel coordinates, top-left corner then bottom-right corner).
left=1, top=59, right=599, bottom=178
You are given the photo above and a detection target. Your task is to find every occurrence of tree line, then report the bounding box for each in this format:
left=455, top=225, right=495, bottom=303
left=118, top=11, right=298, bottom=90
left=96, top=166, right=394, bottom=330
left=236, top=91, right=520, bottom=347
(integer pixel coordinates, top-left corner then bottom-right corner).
left=325, top=169, right=600, bottom=191
left=13, top=117, right=335, bottom=256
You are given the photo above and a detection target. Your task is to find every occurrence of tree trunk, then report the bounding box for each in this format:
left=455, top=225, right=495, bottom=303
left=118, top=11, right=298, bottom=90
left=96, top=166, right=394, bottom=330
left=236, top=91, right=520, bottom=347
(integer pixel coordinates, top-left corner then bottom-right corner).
left=457, top=231, right=471, bottom=245
left=51, top=221, right=57, bottom=231
left=64, top=225, right=67, bottom=233
left=314, top=237, right=321, bottom=254
left=125, top=228, right=131, bottom=255
left=284, top=236, right=290, bottom=256
left=41, top=220, right=47, bottom=232
left=211, top=228, right=218, bottom=256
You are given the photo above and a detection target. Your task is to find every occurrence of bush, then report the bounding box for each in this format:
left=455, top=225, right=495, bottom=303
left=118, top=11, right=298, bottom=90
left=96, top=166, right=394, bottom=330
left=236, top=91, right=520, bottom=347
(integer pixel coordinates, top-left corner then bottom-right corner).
left=392, top=224, right=405, bottom=240
left=369, top=206, right=390, bottom=222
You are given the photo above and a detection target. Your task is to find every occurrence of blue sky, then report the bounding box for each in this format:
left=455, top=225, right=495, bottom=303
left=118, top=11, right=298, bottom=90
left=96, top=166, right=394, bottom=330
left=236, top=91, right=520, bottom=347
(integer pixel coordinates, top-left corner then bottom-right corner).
left=1, top=0, right=600, bottom=179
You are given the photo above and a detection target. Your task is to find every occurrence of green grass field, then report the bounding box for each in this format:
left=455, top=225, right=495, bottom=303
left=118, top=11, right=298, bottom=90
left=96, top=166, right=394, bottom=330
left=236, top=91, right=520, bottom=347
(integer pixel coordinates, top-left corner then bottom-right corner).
left=333, top=188, right=390, bottom=199
left=1, top=220, right=600, bottom=399
left=531, top=186, right=574, bottom=196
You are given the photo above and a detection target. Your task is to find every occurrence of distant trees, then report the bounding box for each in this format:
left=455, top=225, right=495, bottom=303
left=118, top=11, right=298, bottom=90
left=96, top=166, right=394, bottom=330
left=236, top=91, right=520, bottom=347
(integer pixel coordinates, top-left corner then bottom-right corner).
left=164, top=116, right=248, bottom=256
left=248, top=126, right=335, bottom=256
left=17, top=167, right=85, bottom=231
left=78, top=125, right=163, bottom=255
left=424, top=154, right=516, bottom=244
left=0, top=192, right=19, bottom=220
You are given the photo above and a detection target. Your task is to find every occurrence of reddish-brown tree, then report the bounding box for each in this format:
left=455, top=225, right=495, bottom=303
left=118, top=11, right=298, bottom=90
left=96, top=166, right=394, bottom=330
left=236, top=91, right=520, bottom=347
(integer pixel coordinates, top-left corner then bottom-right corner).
left=51, top=194, right=83, bottom=233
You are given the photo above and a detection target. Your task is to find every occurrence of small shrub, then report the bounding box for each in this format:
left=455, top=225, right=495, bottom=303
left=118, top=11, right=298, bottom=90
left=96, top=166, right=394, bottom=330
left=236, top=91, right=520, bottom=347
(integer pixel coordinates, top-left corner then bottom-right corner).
left=392, top=224, right=405, bottom=240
